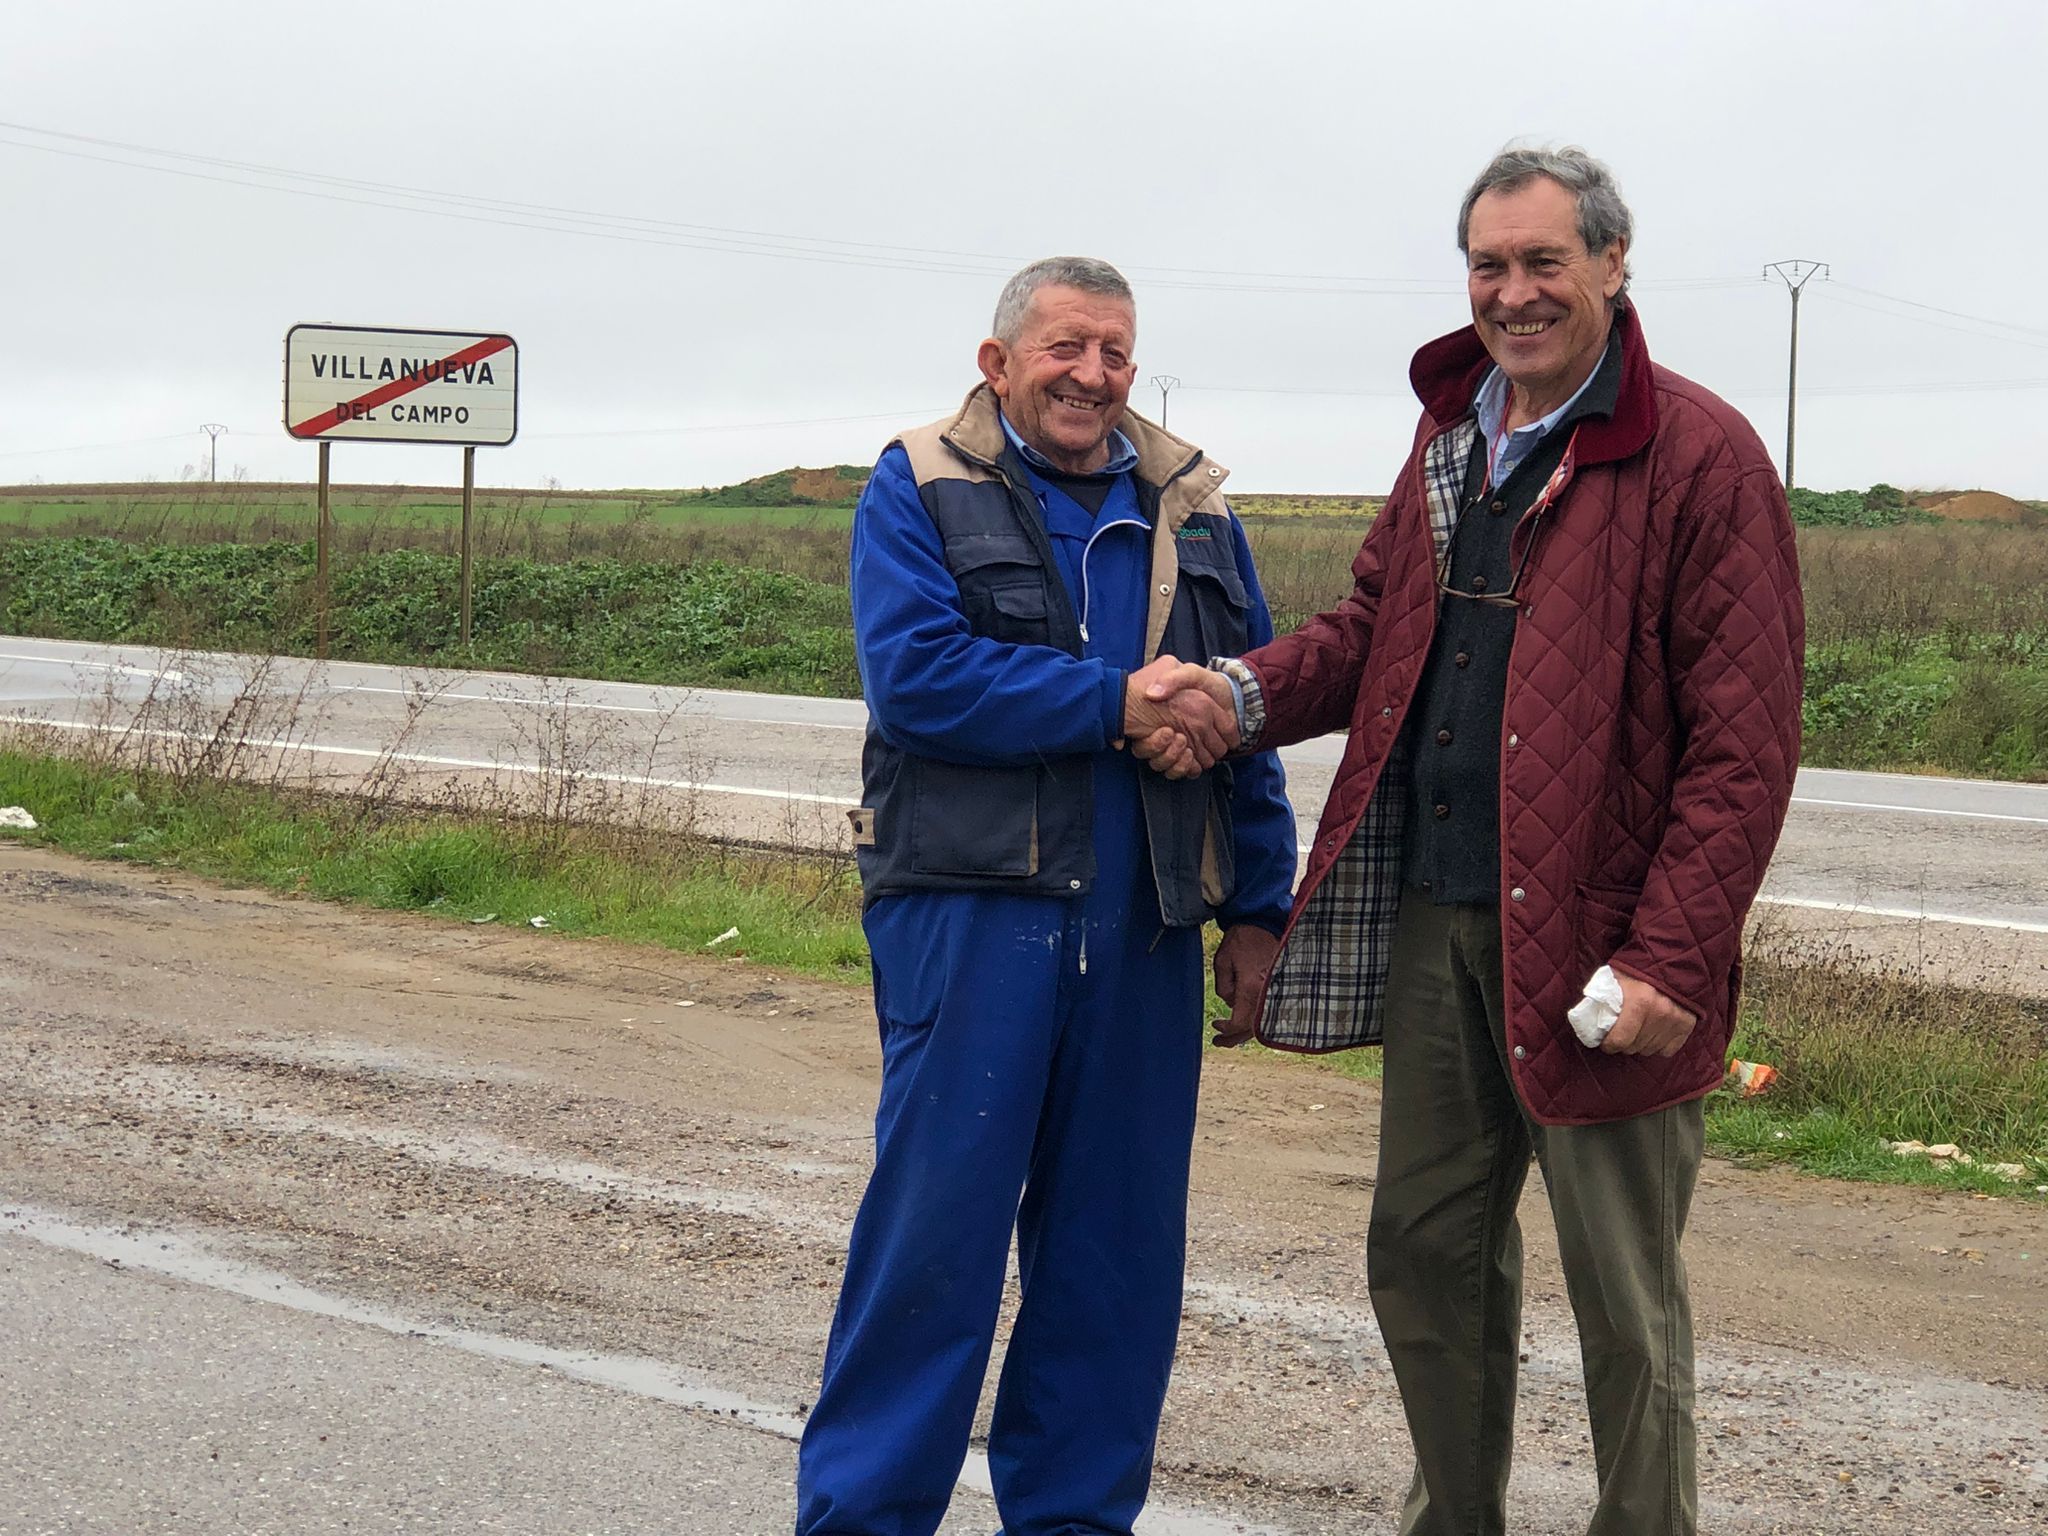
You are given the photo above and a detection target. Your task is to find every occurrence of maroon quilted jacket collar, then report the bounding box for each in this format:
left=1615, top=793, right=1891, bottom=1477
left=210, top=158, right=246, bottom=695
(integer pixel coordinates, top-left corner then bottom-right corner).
left=1407, top=303, right=1658, bottom=468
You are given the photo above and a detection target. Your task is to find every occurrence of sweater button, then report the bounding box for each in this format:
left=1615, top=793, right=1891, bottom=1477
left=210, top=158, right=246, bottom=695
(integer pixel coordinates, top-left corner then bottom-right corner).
left=1433, top=803, right=1450, bottom=820
left=1069, top=879, right=1082, bottom=890
left=1513, top=1044, right=1527, bottom=1060
left=1510, top=886, right=1526, bottom=902
left=1435, top=728, right=1452, bottom=746
left=1454, top=652, right=1471, bottom=668
left=1490, top=499, right=1507, bottom=515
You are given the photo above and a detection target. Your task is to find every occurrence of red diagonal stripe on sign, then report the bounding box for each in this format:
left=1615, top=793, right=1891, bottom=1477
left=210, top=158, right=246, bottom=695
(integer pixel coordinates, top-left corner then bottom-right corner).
left=290, top=335, right=513, bottom=438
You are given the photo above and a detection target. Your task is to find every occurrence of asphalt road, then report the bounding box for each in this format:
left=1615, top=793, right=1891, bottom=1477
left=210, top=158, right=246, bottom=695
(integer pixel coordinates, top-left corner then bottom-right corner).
left=3, top=846, right=2042, bottom=1534
left=3, top=634, right=2046, bottom=943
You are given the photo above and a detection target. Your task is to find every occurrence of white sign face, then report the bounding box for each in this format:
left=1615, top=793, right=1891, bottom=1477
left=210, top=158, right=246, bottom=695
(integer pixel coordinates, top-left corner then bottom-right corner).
left=284, top=323, right=518, bottom=446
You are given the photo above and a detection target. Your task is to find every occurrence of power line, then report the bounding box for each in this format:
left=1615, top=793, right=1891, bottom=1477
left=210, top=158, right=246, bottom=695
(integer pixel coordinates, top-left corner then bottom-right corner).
left=1185, top=375, right=2048, bottom=401
left=0, top=430, right=195, bottom=461
left=1809, top=287, right=2048, bottom=354
left=1828, top=281, right=2048, bottom=343
left=1726, top=376, right=2048, bottom=399
left=0, top=120, right=1749, bottom=300
left=522, top=409, right=949, bottom=441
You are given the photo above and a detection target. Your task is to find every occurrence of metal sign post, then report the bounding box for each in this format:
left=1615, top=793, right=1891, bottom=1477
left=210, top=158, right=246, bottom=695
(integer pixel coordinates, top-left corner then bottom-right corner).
left=282, top=323, right=519, bottom=657
left=461, top=445, right=476, bottom=647
left=316, top=441, right=332, bottom=659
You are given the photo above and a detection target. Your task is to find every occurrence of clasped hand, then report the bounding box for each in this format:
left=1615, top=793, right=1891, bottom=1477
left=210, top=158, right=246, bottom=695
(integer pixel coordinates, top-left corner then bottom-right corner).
left=1120, top=656, right=1240, bottom=779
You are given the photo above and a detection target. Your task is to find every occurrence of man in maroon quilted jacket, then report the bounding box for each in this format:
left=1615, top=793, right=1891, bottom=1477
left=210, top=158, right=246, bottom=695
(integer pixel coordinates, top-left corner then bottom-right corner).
left=1150, top=145, right=1803, bottom=1535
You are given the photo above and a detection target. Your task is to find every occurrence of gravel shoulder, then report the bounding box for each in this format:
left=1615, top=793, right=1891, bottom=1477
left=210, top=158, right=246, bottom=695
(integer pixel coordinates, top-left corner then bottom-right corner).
left=2, top=843, right=2043, bottom=1533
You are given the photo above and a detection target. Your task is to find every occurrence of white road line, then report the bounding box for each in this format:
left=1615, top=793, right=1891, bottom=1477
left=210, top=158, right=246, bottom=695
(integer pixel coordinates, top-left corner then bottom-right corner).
left=6, top=714, right=2046, bottom=933
left=320, top=681, right=867, bottom=731
left=1755, top=895, right=2048, bottom=935
left=1790, top=795, right=2048, bottom=827
left=0, top=1205, right=1286, bottom=1536
left=0, top=651, right=183, bottom=683
left=0, top=715, right=860, bottom=807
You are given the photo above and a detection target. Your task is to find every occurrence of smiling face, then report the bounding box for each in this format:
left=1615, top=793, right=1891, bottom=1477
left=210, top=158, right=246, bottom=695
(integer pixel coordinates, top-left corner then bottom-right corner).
left=1465, top=176, right=1626, bottom=420
left=977, top=284, right=1137, bottom=474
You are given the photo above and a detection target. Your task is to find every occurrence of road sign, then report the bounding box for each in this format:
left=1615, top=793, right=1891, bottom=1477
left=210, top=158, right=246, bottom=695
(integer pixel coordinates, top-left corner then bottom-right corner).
left=284, top=323, right=518, bottom=446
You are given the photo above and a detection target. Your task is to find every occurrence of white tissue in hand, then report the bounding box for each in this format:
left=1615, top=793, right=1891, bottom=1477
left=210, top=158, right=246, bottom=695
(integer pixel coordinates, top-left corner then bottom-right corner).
left=1568, top=965, right=1624, bottom=1048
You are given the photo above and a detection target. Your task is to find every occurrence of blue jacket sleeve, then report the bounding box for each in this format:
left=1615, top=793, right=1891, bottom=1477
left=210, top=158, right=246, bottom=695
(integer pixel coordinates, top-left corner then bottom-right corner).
left=1214, top=510, right=1299, bottom=935
left=851, top=446, right=1126, bottom=766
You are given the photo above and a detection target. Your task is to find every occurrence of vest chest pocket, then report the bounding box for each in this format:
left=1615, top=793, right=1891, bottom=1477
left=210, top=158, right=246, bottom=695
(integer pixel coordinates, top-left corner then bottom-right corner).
left=1175, top=542, right=1251, bottom=658
left=962, top=581, right=1053, bottom=647
left=947, top=532, right=1056, bottom=648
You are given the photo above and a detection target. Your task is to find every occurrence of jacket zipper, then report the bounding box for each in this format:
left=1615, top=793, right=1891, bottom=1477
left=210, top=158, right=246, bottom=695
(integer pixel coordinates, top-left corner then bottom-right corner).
left=1077, top=513, right=1148, bottom=643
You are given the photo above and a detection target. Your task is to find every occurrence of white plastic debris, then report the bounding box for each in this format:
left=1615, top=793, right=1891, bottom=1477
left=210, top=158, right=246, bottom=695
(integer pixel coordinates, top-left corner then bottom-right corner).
left=706, top=926, right=741, bottom=949
left=0, top=807, right=37, bottom=830
left=529, top=916, right=551, bottom=929
left=1567, top=965, right=1624, bottom=1048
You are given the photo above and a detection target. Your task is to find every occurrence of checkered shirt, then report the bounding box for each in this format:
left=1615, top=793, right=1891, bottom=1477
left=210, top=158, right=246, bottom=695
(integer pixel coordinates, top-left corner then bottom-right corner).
left=1253, top=416, right=1477, bottom=1052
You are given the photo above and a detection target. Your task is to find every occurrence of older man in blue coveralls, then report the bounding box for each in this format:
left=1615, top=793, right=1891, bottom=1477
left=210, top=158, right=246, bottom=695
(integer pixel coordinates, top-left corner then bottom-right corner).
left=795, top=256, right=1297, bottom=1536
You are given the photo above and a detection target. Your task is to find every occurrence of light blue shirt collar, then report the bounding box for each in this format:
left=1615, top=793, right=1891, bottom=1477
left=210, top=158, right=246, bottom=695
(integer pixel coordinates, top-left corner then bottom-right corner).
left=999, top=410, right=1139, bottom=478
left=1471, top=360, right=1603, bottom=488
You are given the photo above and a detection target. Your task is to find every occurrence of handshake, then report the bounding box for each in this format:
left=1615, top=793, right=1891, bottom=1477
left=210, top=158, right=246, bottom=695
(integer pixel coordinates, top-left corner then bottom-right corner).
left=1119, top=656, right=1241, bottom=779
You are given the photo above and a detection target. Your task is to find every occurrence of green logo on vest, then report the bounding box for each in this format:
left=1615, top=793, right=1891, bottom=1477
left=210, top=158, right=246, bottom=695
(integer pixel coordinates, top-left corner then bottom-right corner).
left=1175, top=525, right=1214, bottom=541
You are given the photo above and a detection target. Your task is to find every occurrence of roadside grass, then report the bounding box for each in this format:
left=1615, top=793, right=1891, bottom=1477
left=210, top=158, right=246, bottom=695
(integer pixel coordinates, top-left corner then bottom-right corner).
left=0, top=540, right=859, bottom=696
left=1243, top=923, right=2048, bottom=1201
left=1706, top=936, right=2048, bottom=1200
left=0, top=749, right=870, bottom=981
left=7, top=504, right=2047, bottom=778
left=4, top=741, right=2045, bottom=1200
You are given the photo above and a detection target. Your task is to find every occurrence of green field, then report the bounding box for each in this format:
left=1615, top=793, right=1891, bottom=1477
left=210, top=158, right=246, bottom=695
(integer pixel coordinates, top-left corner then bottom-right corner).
left=4, top=472, right=2045, bottom=780
left=0, top=485, right=855, bottom=537
left=0, top=476, right=1370, bottom=544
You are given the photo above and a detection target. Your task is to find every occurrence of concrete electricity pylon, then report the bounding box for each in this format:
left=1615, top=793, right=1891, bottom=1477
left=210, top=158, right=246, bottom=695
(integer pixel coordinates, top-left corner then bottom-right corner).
left=1148, top=374, right=1180, bottom=428
left=1762, top=261, right=1828, bottom=489
left=200, top=423, right=229, bottom=483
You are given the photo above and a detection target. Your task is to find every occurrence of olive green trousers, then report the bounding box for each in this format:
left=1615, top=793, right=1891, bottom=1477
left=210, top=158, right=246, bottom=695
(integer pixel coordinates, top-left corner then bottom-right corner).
left=1367, top=891, right=1705, bottom=1536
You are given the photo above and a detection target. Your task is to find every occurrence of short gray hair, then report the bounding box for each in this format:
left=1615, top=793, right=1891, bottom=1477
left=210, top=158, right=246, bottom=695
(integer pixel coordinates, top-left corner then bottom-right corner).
left=1456, top=145, right=1634, bottom=298
left=991, top=256, right=1135, bottom=344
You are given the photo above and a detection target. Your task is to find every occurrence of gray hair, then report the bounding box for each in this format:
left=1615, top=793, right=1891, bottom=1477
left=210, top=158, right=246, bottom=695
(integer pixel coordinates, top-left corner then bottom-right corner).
left=1456, top=145, right=1634, bottom=298
left=991, top=256, right=1135, bottom=344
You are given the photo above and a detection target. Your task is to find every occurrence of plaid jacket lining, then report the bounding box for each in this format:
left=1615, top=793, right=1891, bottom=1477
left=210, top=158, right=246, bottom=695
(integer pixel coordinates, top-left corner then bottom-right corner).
left=1258, top=417, right=1478, bottom=1052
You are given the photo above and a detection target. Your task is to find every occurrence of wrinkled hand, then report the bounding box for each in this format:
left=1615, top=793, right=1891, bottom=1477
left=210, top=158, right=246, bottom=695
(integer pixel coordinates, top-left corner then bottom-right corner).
left=1601, top=972, right=1698, bottom=1058
left=1122, top=656, right=1236, bottom=779
left=1212, top=923, right=1280, bottom=1048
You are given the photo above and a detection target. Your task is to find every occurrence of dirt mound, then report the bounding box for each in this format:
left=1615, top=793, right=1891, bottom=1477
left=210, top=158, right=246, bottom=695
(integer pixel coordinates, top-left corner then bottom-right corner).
left=1926, top=490, right=2028, bottom=523
left=787, top=466, right=866, bottom=503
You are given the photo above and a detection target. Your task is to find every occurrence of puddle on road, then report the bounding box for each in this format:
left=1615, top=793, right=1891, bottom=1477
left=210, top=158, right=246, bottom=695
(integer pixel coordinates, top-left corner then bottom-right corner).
left=1, top=1202, right=1291, bottom=1536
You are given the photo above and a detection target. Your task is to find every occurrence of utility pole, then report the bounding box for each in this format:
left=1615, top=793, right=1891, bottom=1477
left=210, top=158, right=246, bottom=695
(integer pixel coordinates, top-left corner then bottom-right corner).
left=1148, top=374, right=1180, bottom=428
left=1762, top=261, right=1828, bottom=489
left=200, top=423, right=228, bottom=482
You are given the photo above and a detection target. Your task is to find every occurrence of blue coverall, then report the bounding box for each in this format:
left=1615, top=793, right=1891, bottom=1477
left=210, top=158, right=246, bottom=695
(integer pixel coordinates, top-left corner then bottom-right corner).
left=796, top=443, right=1295, bottom=1536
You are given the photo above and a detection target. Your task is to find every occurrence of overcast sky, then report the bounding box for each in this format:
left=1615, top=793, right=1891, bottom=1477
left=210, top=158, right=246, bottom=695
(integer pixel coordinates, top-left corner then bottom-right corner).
left=3, top=0, right=2044, bottom=496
